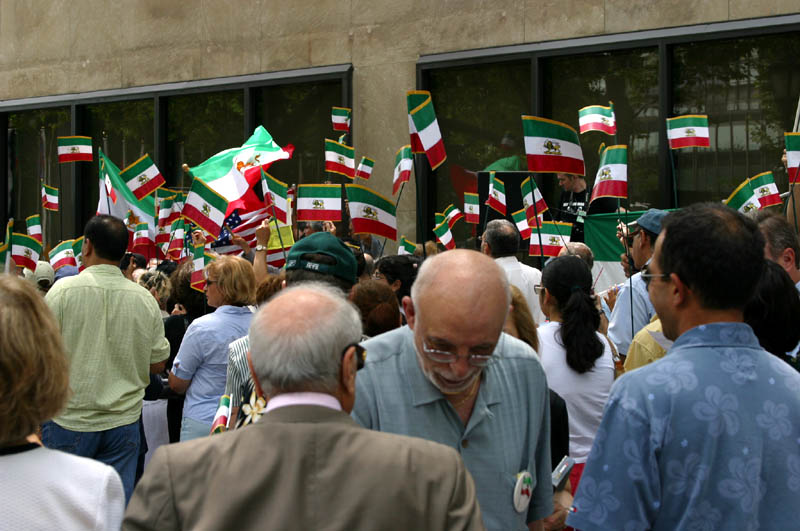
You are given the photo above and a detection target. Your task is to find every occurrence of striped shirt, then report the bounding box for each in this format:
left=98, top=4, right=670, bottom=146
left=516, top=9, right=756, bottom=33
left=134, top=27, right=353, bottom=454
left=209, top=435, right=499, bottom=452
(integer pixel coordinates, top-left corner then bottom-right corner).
left=225, top=336, right=251, bottom=410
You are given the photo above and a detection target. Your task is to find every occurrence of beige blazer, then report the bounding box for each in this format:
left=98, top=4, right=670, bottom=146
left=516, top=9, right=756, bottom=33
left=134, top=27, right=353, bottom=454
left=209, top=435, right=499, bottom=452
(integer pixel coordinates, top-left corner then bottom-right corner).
left=123, top=405, right=484, bottom=531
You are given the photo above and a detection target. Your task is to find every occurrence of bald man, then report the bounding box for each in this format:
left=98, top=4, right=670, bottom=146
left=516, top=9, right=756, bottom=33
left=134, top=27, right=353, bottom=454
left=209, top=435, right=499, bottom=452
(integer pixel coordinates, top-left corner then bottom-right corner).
left=353, top=250, right=553, bottom=531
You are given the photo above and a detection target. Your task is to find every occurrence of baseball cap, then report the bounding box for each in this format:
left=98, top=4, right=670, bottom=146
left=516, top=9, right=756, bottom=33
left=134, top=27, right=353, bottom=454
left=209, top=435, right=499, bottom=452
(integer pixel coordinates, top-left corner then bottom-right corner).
left=34, top=261, right=55, bottom=289
left=285, top=232, right=357, bottom=285
left=628, top=209, right=667, bottom=235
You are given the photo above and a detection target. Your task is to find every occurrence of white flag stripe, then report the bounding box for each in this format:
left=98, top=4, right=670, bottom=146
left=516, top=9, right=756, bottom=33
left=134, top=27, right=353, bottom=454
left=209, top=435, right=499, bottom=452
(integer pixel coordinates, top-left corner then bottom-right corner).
left=332, top=115, right=349, bottom=126
left=579, top=113, right=615, bottom=127
left=57, top=145, right=92, bottom=155
left=524, top=136, right=583, bottom=159
left=464, top=203, right=479, bottom=215
left=416, top=118, right=442, bottom=150
left=44, top=192, right=58, bottom=203
left=666, top=126, right=709, bottom=140
left=297, top=197, right=342, bottom=211
left=349, top=201, right=397, bottom=228
left=325, top=151, right=355, bottom=168
left=598, top=163, right=628, bottom=181
left=788, top=151, right=800, bottom=169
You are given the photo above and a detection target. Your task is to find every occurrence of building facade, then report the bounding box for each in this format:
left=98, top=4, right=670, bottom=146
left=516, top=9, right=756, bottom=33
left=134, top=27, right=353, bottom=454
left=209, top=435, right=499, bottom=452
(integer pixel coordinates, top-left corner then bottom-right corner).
left=1, top=1, right=799, bottom=250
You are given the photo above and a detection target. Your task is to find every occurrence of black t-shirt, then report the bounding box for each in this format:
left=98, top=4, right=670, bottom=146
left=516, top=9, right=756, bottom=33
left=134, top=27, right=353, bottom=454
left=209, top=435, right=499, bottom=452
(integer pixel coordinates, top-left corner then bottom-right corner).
left=555, top=189, right=618, bottom=243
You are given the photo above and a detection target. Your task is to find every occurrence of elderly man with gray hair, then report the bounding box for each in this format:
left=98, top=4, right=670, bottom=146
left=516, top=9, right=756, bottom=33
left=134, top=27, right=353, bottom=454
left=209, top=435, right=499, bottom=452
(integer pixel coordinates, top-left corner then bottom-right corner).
left=353, top=250, right=553, bottom=531
left=124, top=282, right=484, bottom=531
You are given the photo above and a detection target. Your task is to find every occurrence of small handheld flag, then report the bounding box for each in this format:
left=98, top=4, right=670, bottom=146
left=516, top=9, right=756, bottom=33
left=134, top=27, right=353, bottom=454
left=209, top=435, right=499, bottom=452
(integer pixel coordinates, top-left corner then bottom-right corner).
left=578, top=103, right=616, bottom=135
left=407, top=90, right=446, bottom=170
left=261, top=170, right=290, bottom=224
left=393, top=145, right=413, bottom=195
left=590, top=145, right=628, bottom=203
left=523, top=116, right=585, bottom=175
left=443, top=204, right=464, bottom=229
left=182, top=178, right=230, bottom=239
left=42, top=184, right=59, bottom=211
left=324, top=139, right=355, bottom=179
left=355, top=156, right=375, bottom=180
left=464, top=193, right=480, bottom=224
left=332, top=107, right=352, bottom=133
left=25, top=215, right=42, bottom=244
left=296, top=184, right=342, bottom=222
left=345, top=184, right=397, bottom=241
left=511, top=209, right=531, bottom=240
left=120, top=154, right=165, bottom=200
left=57, top=136, right=93, bottom=163
left=485, top=172, right=507, bottom=216
left=785, top=133, right=800, bottom=184
left=399, top=236, right=417, bottom=255
left=529, top=222, right=572, bottom=257
left=49, top=240, right=77, bottom=271
left=666, top=115, right=710, bottom=149
left=11, top=233, right=43, bottom=271
left=521, top=176, right=548, bottom=226
left=433, top=219, right=456, bottom=250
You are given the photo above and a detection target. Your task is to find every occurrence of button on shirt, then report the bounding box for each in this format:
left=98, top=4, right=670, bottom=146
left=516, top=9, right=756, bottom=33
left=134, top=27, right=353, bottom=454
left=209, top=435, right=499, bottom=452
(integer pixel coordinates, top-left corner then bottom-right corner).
left=608, top=271, right=655, bottom=355
left=568, top=322, right=800, bottom=531
left=173, top=305, right=253, bottom=424
left=352, top=326, right=552, bottom=530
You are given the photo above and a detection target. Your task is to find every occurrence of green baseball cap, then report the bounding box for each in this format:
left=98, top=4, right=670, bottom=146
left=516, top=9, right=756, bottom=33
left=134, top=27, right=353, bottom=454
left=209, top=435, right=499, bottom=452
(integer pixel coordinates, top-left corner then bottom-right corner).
left=285, top=231, right=357, bottom=285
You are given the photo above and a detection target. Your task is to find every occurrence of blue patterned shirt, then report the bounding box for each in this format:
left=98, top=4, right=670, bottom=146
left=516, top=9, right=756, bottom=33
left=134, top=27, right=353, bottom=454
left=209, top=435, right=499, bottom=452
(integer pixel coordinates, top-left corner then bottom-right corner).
left=568, top=322, right=800, bottom=531
left=352, top=326, right=552, bottom=530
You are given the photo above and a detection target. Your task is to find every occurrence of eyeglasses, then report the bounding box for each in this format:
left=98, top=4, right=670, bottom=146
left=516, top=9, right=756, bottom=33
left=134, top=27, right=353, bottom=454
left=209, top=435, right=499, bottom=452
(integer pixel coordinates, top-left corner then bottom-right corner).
left=421, top=338, right=494, bottom=367
left=205, top=278, right=216, bottom=285
left=625, top=229, right=640, bottom=247
left=533, top=284, right=544, bottom=295
left=641, top=266, right=669, bottom=287
left=342, top=343, right=366, bottom=370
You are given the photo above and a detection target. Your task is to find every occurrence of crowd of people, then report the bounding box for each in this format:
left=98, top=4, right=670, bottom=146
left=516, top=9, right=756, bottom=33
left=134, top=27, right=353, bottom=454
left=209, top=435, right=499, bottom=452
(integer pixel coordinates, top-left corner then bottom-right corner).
left=2, top=201, right=800, bottom=530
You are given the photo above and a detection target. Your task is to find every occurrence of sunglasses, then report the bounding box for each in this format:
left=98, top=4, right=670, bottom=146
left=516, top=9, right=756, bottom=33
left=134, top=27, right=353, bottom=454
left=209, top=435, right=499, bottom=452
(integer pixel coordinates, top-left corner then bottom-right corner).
left=641, top=265, right=669, bottom=287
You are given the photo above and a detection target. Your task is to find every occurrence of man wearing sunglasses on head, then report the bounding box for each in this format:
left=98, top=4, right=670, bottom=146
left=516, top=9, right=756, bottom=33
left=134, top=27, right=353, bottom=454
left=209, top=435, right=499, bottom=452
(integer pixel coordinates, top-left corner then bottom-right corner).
left=353, top=250, right=553, bottom=531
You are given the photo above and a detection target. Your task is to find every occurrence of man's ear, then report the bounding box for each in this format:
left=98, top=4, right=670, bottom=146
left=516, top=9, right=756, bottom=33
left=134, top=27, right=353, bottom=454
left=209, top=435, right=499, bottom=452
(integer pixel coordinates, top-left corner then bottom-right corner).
left=390, top=279, right=402, bottom=292
left=402, top=296, right=415, bottom=329
left=340, top=346, right=357, bottom=395
left=670, top=273, right=690, bottom=307
left=781, top=247, right=796, bottom=272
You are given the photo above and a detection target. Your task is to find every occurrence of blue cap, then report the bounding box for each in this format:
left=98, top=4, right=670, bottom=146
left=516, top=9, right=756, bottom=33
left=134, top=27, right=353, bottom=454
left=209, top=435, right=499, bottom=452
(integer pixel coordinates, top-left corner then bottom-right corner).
left=631, top=209, right=667, bottom=235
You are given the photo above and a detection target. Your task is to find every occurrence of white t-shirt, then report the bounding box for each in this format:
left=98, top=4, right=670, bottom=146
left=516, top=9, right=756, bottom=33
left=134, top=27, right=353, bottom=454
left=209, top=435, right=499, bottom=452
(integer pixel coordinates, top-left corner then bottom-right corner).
left=494, top=256, right=545, bottom=325
left=537, top=321, right=615, bottom=462
left=0, top=445, right=124, bottom=530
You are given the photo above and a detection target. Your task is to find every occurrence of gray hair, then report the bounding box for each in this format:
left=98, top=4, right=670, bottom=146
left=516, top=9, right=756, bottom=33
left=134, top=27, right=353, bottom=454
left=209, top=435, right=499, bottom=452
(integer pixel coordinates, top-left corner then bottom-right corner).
left=483, top=219, right=520, bottom=257
left=248, top=282, right=362, bottom=396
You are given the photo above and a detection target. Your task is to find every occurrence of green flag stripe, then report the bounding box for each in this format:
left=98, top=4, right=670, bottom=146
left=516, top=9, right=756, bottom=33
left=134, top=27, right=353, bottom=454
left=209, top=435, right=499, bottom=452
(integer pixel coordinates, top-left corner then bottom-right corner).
left=600, top=146, right=627, bottom=165
left=522, top=117, right=580, bottom=144
left=57, top=136, right=92, bottom=146
left=325, top=140, right=354, bottom=157
left=297, top=184, right=341, bottom=199
left=578, top=106, right=613, bottom=117
left=345, top=185, right=395, bottom=213
left=667, top=115, right=708, bottom=129
left=192, top=180, right=229, bottom=212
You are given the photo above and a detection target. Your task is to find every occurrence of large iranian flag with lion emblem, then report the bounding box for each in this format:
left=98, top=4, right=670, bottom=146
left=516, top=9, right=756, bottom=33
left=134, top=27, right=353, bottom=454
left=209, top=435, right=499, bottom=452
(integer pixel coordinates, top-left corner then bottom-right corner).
left=522, top=116, right=585, bottom=175
left=529, top=221, right=572, bottom=257
left=345, top=184, right=397, bottom=240
left=296, top=184, right=342, bottom=222
left=182, top=178, right=229, bottom=238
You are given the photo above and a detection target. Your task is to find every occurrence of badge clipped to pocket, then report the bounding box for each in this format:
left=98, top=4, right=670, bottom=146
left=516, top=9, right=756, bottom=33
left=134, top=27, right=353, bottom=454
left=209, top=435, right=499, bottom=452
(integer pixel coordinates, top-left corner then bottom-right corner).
left=513, top=470, right=533, bottom=513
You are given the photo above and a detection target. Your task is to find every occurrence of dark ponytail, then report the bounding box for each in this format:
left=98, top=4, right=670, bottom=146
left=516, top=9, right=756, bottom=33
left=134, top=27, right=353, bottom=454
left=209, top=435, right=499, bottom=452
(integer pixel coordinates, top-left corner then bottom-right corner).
left=542, top=256, right=603, bottom=374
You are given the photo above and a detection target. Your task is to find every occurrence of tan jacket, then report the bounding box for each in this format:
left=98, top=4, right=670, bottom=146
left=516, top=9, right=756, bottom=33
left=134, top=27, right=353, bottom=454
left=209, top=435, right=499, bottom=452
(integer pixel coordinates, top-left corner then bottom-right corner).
left=123, top=405, right=484, bottom=531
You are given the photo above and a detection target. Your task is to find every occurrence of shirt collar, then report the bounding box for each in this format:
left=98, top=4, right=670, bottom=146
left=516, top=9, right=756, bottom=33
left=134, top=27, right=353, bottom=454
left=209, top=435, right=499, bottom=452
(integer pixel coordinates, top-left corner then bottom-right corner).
left=214, top=305, right=253, bottom=315
left=265, top=392, right=342, bottom=414
left=671, top=321, right=760, bottom=351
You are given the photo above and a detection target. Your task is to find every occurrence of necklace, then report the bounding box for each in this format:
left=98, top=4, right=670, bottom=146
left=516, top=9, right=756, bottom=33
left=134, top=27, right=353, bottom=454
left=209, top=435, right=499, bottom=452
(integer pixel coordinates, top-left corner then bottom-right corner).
left=450, top=377, right=480, bottom=407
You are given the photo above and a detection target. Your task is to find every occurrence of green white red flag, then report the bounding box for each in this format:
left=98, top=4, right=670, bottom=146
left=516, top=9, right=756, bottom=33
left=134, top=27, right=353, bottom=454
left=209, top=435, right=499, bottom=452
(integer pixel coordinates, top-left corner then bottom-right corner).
left=578, top=103, right=616, bottom=135
left=57, top=136, right=93, bottom=163
left=785, top=133, right=800, bottom=184
left=443, top=204, right=464, bottom=229
left=191, top=126, right=292, bottom=215
left=521, top=176, right=547, bottom=226
left=133, top=222, right=154, bottom=252
left=464, top=193, right=479, bottom=224
left=393, top=145, right=413, bottom=195
left=166, top=218, right=187, bottom=260
left=667, top=115, right=710, bottom=149
left=523, top=116, right=585, bottom=175
left=120, top=154, right=165, bottom=200
left=749, top=171, right=782, bottom=208
left=183, top=178, right=230, bottom=238
left=433, top=219, right=455, bottom=250
left=529, top=222, right=572, bottom=258
left=590, top=145, right=628, bottom=202
left=324, top=139, right=355, bottom=178
left=42, top=184, right=59, bottom=211
left=261, top=170, right=289, bottom=224
left=355, top=156, right=375, bottom=180
left=332, top=107, right=351, bottom=133
left=399, top=235, right=417, bottom=255
left=725, top=178, right=761, bottom=214
left=345, top=184, right=397, bottom=240
left=11, top=233, right=42, bottom=271
left=72, top=237, right=84, bottom=271
left=407, top=90, right=446, bottom=170
left=49, top=240, right=77, bottom=270
left=511, top=208, right=531, bottom=239
left=156, top=196, right=180, bottom=245
left=25, top=215, right=42, bottom=244
left=190, top=242, right=213, bottom=292
left=96, top=150, right=156, bottom=231
left=486, top=172, right=507, bottom=215
left=296, top=184, right=342, bottom=222
left=210, top=395, right=231, bottom=434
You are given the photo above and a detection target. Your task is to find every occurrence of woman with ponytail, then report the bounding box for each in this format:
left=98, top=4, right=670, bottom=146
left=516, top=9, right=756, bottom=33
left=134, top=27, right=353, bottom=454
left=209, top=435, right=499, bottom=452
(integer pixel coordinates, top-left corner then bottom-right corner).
left=537, top=255, right=615, bottom=493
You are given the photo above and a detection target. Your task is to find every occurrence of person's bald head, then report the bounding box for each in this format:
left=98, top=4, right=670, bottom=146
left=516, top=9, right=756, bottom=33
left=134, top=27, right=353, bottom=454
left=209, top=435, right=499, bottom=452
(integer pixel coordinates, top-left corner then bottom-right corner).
left=558, top=242, right=594, bottom=269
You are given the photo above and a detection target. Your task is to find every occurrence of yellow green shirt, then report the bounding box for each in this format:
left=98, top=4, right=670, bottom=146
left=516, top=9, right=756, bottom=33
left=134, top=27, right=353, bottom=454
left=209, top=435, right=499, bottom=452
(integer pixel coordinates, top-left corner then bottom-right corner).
left=623, top=316, right=667, bottom=373
left=45, top=264, right=170, bottom=431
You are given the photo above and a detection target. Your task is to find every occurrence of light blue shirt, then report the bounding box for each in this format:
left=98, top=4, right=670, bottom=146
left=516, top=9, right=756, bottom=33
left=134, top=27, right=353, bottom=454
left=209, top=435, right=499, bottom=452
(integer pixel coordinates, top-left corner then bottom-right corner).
left=568, top=322, right=800, bottom=531
left=352, top=326, right=552, bottom=530
left=608, top=271, right=655, bottom=355
left=173, top=305, right=253, bottom=424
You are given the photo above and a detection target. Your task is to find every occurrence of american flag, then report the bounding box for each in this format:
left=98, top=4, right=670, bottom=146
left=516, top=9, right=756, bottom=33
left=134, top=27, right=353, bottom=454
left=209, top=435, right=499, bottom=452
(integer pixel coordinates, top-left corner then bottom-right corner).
left=211, top=208, right=271, bottom=255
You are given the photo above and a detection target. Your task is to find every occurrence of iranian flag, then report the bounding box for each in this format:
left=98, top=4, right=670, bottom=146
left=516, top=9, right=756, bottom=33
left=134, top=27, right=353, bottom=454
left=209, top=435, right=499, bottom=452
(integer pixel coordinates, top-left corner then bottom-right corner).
left=296, top=184, right=342, bottom=222
left=42, top=184, right=59, bottom=211
left=590, top=145, right=628, bottom=202
left=132, top=222, right=153, bottom=250
left=157, top=187, right=179, bottom=200
left=486, top=172, right=507, bottom=215
left=355, top=156, right=375, bottom=180
left=324, top=139, right=355, bottom=179
left=433, top=219, right=456, bottom=250
left=26, top=215, right=42, bottom=244
left=166, top=219, right=187, bottom=260
left=261, top=170, right=289, bottom=224
left=332, top=107, right=351, bottom=132
left=464, top=193, right=480, bottom=224
left=210, top=395, right=231, bottom=434
left=523, top=116, right=585, bottom=175
left=49, top=240, right=77, bottom=270
left=725, top=179, right=761, bottom=214
left=11, top=233, right=42, bottom=271
left=407, top=90, right=446, bottom=170
left=191, top=126, right=292, bottom=216
left=156, top=196, right=180, bottom=245
left=785, top=132, right=800, bottom=184
left=529, top=222, right=572, bottom=258
left=666, top=115, right=710, bottom=149
left=57, top=136, right=93, bottom=163
left=578, top=103, right=616, bottom=135
left=183, top=178, right=229, bottom=239
left=399, top=236, right=417, bottom=255
left=393, top=145, right=413, bottom=195
left=750, top=171, right=782, bottom=208
left=511, top=209, right=531, bottom=239
left=443, top=204, right=464, bottom=229
left=96, top=149, right=156, bottom=231
left=346, top=184, right=397, bottom=240
left=190, top=243, right=211, bottom=292
left=120, top=154, right=165, bottom=200
left=73, top=237, right=85, bottom=271
left=521, top=176, right=548, bottom=225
